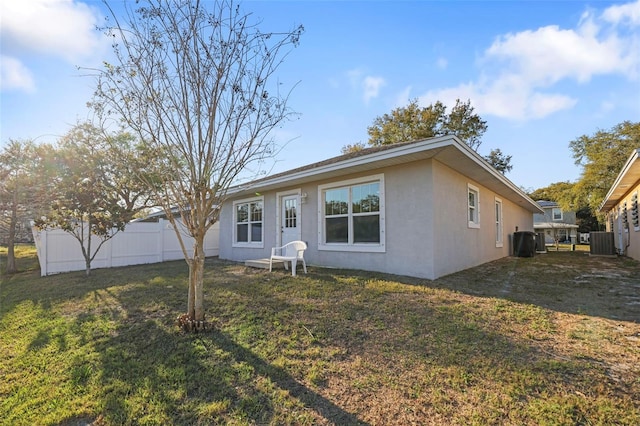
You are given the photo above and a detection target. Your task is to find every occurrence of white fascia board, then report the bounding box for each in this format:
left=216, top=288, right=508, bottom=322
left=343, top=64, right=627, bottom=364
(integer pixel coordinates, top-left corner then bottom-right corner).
left=228, top=135, right=457, bottom=195
left=599, top=148, right=640, bottom=213
left=228, top=135, right=542, bottom=213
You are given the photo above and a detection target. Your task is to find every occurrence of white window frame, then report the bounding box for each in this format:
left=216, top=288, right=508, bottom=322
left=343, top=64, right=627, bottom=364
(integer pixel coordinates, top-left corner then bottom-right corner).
left=552, top=207, right=562, bottom=221
left=318, top=174, right=385, bottom=253
left=232, top=196, right=264, bottom=248
left=468, top=183, right=480, bottom=228
left=495, top=197, right=503, bottom=247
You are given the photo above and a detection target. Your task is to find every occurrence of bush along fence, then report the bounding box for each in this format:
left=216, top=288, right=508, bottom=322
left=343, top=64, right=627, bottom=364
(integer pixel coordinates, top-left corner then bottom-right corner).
left=31, top=219, right=220, bottom=276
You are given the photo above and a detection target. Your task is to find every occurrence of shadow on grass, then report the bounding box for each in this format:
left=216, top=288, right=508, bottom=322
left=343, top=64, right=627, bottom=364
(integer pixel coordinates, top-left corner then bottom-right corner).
left=312, top=251, right=640, bottom=323
left=85, top=320, right=366, bottom=424
left=7, top=253, right=637, bottom=425
left=48, top=265, right=368, bottom=425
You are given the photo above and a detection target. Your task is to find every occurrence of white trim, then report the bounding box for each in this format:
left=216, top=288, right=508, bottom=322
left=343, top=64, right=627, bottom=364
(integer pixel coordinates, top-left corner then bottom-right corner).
left=600, top=148, right=640, bottom=212
left=495, top=197, right=503, bottom=247
left=227, top=135, right=543, bottom=214
left=275, top=189, right=302, bottom=247
left=552, top=207, right=563, bottom=221
left=317, top=174, right=385, bottom=253
left=232, top=196, right=264, bottom=248
left=468, top=183, right=480, bottom=229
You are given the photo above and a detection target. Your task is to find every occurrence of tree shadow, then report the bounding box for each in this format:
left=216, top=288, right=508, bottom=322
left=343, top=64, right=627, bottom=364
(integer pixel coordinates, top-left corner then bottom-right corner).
left=308, top=251, right=640, bottom=323
left=83, top=321, right=366, bottom=424
left=53, top=264, right=369, bottom=425
left=7, top=252, right=638, bottom=424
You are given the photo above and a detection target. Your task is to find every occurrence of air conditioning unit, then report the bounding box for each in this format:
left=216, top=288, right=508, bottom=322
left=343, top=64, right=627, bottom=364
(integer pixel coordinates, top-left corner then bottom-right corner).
left=589, top=232, right=615, bottom=256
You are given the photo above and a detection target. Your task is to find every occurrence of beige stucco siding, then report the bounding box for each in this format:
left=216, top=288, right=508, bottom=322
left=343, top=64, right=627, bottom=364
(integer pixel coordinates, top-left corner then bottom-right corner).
left=431, top=160, right=534, bottom=278
left=219, top=156, right=535, bottom=280
left=605, top=182, right=640, bottom=261
left=298, top=160, right=435, bottom=279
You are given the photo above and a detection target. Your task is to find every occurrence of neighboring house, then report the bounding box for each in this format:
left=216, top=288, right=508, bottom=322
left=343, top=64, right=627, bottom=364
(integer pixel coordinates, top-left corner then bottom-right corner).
left=599, top=148, right=640, bottom=260
left=218, top=135, right=542, bottom=280
left=533, top=200, right=579, bottom=245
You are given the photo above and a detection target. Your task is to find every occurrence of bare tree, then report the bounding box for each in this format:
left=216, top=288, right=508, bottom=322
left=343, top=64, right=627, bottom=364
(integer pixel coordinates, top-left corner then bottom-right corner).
left=92, top=0, right=303, bottom=327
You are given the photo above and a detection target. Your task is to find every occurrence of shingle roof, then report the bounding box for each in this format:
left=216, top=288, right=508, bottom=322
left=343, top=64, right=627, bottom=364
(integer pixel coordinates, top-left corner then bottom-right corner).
left=247, top=139, right=419, bottom=186
left=228, top=135, right=543, bottom=213
left=536, top=200, right=558, bottom=208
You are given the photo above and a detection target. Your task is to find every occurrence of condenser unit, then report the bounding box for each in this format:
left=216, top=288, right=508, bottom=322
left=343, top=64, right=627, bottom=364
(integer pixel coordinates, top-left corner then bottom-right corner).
left=589, top=232, right=615, bottom=256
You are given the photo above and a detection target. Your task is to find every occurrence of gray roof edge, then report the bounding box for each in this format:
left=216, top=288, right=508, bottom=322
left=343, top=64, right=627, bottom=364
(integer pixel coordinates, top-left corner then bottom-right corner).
left=229, top=135, right=542, bottom=213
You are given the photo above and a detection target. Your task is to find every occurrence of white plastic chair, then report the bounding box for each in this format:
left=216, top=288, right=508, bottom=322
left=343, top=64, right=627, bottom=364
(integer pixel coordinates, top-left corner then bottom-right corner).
left=269, top=240, right=307, bottom=276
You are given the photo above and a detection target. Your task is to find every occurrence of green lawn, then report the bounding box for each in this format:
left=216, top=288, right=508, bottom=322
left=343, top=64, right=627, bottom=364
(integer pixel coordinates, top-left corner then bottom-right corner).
left=1, top=245, right=639, bottom=425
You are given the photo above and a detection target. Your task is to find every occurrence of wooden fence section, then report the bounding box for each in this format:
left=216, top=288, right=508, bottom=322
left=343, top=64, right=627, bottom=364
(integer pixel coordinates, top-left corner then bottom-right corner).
left=31, top=219, right=220, bottom=276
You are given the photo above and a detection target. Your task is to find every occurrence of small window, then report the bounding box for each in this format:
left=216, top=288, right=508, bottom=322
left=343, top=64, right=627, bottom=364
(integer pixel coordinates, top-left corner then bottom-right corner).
left=552, top=207, right=562, bottom=221
left=495, top=198, right=503, bottom=247
left=468, top=184, right=480, bottom=228
left=233, top=197, right=263, bottom=247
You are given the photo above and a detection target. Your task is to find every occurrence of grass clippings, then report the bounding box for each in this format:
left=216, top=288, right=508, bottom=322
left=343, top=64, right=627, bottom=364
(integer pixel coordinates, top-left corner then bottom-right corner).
left=1, top=245, right=639, bottom=425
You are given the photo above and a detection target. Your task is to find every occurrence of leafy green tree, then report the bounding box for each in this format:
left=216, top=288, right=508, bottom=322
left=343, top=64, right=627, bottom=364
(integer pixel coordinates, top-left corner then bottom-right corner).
left=570, top=121, right=640, bottom=214
left=528, top=181, right=601, bottom=232
left=35, top=123, right=156, bottom=276
left=0, top=140, right=56, bottom=273
left=340, top=142, right=367, bottom=155
left=528, top=181, right=576, bottom=208
left=484, top=148, right=512, bottom=174
left=92, top=0, right=303, bottom=327
left=575, top=206, right=601, bottom=233
left=364, top=98, right=487, bottom=151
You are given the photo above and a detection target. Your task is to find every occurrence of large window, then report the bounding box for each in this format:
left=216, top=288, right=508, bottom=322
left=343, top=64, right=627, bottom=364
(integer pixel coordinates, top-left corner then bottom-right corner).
left=468, top=184, right=480, bottom=228
left=495, top=198, right=503, bottom=247
left=233, top=197, right=263, bottom=246
left=552, top=207, right=562, bottom=220
left=318, top=175, right=385, bottom=252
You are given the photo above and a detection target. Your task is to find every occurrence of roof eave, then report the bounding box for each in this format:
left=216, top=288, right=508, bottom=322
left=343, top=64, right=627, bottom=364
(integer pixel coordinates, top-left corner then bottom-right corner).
left=229, top=136, right=543, bottom=213
left=599, top=148, right=640, bottom=213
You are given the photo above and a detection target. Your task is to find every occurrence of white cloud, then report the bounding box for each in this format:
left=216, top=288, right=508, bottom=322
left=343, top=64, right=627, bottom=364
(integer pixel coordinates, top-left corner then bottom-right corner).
left=0, top=0, right=105, bottom=62
left=393, top=86, right=412, bottom=108
left=347, top=68, right=386, bottom=104
left=436, top=57, right=448, bottom=70
left=362, top=76, right=385, bottom=104
left=602, top=0, right=640, bottom=25
left=416, top=0, right=640, bottom=121
left=0, top=56, right=36, bottom=92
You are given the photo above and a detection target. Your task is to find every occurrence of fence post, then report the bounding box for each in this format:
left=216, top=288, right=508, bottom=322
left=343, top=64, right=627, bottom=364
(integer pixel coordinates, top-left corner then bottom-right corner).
left=105, top=232, right=113, bottom=269
left=158, top=219, right=165, bottom=262
left=40, top=227, right=48, bottom=276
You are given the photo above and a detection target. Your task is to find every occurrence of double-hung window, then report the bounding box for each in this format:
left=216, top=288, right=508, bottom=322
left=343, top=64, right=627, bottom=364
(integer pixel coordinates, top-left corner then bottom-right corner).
left=233, top=197, right=263, bottom=247
left=468, top=184, right=480, bottom=228
left=552, top=207, right=562, bottom=221
left=318, top=174, right=385, bottom=252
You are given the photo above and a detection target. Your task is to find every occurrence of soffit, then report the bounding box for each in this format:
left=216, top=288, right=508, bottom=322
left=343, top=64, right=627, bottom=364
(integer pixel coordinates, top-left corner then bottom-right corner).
left=230, top=137, right=543, bottom=213
left=600, top=149, right=640, bottom=212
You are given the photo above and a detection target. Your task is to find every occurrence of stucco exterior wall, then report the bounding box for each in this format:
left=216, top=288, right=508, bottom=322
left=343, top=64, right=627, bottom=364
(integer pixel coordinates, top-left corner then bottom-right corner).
left=305, top=160, right=435, bottom=279
left=430, top=161, right=534, bottom=278
left=219, top=157, right=535, bottom=280
left=605, top=182, right=640, bottom=261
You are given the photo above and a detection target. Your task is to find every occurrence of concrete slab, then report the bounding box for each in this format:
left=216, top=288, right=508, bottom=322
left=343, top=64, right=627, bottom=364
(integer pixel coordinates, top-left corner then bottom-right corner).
left=245, top=258, right=283, bottom=269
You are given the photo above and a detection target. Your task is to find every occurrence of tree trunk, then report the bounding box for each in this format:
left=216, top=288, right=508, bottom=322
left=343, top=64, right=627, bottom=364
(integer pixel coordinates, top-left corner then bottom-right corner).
left=187, top=235, right=206, bottom=321
left=6, top=201, right=18, bottom=274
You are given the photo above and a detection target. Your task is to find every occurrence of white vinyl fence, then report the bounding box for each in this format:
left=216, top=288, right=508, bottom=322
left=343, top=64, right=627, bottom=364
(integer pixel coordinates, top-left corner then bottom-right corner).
left=31, top=219, right=219, bottom=276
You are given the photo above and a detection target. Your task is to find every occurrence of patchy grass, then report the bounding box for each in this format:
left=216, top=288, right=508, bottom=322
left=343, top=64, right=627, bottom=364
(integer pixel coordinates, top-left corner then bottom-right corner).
left=1, top=246, right=639, bottom=425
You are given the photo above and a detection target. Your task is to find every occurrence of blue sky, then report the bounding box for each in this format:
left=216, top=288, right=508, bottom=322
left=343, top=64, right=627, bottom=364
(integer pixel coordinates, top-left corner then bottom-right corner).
left=1, top=0, right=639, bottom=191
